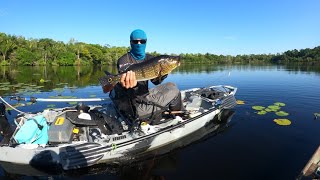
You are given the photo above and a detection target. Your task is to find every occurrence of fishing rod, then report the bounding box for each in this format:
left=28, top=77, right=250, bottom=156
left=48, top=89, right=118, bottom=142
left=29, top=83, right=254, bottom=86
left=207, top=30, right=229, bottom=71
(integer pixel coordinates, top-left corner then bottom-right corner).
left=8, top=96, right=110, bottom=103
left=0, top=95, right=109, bottom=115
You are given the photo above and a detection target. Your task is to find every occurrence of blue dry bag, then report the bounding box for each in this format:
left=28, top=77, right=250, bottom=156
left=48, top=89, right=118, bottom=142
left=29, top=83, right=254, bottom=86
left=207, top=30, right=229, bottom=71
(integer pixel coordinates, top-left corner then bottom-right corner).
left=14, top=115, right=49, bottom=144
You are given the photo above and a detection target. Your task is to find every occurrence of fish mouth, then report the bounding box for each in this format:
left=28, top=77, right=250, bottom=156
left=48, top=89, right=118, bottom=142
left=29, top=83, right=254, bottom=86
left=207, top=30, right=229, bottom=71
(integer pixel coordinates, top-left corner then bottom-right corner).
left=174, top=56, right=181, bottom=66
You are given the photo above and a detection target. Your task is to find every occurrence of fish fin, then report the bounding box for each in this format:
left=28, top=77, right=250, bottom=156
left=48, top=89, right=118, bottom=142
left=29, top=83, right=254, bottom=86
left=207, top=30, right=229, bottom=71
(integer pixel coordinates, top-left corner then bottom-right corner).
left=99, top=75, right=118, bottom=93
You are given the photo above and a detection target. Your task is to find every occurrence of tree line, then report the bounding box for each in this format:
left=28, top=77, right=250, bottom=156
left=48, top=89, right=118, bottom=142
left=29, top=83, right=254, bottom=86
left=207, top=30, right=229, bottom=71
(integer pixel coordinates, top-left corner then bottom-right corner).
left=0, top=32, right=319, bottom=66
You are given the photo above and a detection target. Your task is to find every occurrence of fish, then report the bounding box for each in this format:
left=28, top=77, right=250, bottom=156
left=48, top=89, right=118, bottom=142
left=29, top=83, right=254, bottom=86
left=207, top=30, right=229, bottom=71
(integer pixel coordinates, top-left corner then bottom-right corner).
left=99, top=55, right=180, bottom=92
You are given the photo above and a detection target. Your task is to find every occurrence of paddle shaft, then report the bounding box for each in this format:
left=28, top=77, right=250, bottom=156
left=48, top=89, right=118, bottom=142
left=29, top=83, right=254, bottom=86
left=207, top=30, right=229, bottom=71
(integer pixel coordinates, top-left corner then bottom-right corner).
left=10, top=96, right=109, bottom=103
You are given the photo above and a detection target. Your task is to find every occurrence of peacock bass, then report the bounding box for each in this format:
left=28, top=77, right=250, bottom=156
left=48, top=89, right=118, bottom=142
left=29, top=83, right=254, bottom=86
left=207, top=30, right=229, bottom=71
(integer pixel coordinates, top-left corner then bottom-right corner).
left=99, top=55, right=180, bottom=92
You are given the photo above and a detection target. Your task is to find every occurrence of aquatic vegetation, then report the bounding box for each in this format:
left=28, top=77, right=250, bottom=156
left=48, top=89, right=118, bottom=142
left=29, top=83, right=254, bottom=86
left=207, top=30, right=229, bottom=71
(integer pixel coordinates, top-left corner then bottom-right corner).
left=252, top=106, right=265, bottom=110
left=267, top=105, right=280, bottom=111
left=6, top=103, right=26, bottom=111
left=274, top=102, right=285, bottom=106
left=0, top=87, right=10, bottom=91
left=236, top=100, right=245, bottom=105
left=0, top=82, right=47, bottom=96
left=68, top=102, right=78, bottom=105
left=47, top=104, right=56, bottom=108
left=56, top=83, right=69, bottom=86
left=265, top=108, right=272, bottom=112
left=13, top=84, right=23, bottom=88
left=273, top=119, right=291, bottom=126
left=257, top=111, right=267, bottom=115
left=48, top=96, right=77, bottom=99
left=252, top=102, right=293, bottom=125
left=67, top=86, right=78, bottom=89
left=0, top=82, right=10, bottom=85
left=53, top=88, right=64, bottom=92
left=275, top=111, right=289, bottom=117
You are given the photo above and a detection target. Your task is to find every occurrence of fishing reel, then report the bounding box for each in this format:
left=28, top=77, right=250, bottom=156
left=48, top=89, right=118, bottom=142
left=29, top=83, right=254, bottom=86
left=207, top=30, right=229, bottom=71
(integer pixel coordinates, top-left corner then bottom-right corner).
left=9, top=96, right=24, bottom=101
left=9, top=96, right=37, bottom=103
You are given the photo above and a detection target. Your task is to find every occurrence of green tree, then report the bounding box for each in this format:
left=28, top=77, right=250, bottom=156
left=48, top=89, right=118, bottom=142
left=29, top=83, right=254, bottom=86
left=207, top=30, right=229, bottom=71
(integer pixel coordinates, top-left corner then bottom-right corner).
left=16, top=48, right=37, bottom=65
left=0, top=33, right=16, bottom=62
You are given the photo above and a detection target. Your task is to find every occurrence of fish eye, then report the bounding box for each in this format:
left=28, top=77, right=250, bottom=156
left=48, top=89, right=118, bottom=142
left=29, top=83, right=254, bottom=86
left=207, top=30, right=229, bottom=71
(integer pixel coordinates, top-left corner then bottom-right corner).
left=108, top=78, right=112, bottom=82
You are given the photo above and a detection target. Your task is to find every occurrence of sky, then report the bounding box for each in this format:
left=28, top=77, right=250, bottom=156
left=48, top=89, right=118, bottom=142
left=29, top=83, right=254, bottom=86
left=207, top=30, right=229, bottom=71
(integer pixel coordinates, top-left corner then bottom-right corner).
left=1, top=0, right=320, bottom=55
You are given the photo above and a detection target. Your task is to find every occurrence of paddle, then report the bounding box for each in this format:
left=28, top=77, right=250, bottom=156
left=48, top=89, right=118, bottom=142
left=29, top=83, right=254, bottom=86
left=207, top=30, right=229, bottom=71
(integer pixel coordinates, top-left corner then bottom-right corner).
left=9, top=96, right=109, bottom=103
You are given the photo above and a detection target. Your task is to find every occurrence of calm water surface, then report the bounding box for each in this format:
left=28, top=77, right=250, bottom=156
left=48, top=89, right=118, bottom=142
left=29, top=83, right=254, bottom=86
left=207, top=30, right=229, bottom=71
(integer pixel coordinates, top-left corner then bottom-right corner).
left=0, top=64, right=319, bottom=179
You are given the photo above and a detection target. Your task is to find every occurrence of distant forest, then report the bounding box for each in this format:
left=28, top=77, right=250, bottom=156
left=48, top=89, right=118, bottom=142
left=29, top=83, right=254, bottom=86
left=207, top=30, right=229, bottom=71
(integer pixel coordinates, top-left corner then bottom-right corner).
left=0, top=32, right=319, bottom=66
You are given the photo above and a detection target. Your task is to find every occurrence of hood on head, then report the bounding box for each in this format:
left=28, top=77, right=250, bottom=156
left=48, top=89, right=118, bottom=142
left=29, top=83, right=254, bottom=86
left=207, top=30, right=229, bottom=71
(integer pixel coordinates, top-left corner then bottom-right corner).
left=130, top=29, right=147, bottom=60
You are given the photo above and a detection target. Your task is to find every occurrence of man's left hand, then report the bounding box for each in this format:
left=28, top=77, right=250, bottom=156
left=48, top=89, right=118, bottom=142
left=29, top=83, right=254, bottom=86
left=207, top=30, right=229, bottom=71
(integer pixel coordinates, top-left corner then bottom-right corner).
left=120, top=71, right=137, bottom=89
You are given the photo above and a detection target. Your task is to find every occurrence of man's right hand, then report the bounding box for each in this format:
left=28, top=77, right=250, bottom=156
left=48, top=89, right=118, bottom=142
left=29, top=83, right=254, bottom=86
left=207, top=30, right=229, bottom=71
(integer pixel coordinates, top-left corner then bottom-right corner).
left=120, top=71, right=137, bottom=89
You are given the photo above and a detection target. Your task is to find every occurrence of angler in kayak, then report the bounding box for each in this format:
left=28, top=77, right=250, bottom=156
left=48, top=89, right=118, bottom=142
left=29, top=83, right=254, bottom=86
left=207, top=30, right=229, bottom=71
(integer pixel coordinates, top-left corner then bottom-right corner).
left=100, top=29, right=183, bottom=124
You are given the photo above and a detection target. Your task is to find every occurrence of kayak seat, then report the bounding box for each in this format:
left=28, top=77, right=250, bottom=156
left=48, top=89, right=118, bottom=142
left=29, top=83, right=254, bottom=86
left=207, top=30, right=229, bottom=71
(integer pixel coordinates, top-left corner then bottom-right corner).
left=65, top=110, right=123, bottom=135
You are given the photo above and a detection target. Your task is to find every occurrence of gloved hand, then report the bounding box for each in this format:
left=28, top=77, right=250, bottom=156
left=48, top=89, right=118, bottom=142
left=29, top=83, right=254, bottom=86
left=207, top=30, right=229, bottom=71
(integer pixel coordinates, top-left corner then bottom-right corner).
left=151, top=74, right=168, bottom=85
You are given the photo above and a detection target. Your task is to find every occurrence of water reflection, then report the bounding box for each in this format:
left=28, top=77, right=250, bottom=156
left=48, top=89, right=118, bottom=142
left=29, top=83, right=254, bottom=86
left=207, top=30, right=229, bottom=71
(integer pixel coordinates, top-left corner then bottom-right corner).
left=70, top=110, right=235, bottom=179
left=113, top=110, right=235, bottom=180
left=0, top=63, right=319, bottom=96
left=0, top=66, right=118, bottom=96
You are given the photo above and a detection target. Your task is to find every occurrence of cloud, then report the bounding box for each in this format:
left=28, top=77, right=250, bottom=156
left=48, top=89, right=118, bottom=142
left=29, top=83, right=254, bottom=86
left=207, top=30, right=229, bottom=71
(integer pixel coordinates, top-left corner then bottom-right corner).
left=223, top=36, right=236, bottom=40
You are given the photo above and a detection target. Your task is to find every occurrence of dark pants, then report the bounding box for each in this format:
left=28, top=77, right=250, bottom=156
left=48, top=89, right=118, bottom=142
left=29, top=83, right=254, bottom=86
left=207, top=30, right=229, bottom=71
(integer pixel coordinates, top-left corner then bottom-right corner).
left=136, top=82, right=180, bottom=118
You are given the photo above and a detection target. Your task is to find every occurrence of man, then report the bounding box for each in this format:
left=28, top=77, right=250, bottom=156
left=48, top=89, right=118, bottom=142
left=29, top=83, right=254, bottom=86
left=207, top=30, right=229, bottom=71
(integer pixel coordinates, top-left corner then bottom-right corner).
left=109, top=29, right=182, bottom=124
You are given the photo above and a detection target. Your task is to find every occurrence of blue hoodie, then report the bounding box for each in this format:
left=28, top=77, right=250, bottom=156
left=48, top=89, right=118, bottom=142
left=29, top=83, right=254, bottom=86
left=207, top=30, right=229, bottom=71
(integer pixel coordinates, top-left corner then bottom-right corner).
left=129, top=29, right=147, bottom=60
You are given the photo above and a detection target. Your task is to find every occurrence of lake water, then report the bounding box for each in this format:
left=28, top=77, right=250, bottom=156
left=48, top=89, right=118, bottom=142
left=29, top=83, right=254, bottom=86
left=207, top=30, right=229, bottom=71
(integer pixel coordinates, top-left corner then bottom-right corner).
left=0, top=64, right=319, bottom=179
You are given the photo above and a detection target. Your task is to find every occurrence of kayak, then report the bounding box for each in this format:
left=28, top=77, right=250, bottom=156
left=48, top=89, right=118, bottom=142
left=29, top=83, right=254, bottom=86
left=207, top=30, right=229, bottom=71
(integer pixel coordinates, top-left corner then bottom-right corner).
left=0, top=85, right=237, bottom=175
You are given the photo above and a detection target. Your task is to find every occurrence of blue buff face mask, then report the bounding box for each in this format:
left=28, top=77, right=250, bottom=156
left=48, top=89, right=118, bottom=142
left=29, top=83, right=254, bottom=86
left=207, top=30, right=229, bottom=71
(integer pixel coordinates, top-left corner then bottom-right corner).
left=130, top=43, right=146, bottom=60
left=129, top=29, right=147, bottom=60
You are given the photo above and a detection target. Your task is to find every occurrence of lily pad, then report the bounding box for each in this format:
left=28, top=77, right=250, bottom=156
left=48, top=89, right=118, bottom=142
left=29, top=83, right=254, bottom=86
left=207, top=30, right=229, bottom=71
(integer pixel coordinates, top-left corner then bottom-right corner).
left=252, top=106, right=265, bottom=110
left=257, top=110, right=267, bottom=115
left=47, top=104, right=56, bottom=108
left=274, top=102, right=285, bottom=107
left=236, top=100, right=245, bottom=105
left=0, top=87, right=10, bottom=91
left=68, top=102, right=78, bottom=105
left=26, top=102, right=34, bottom=106
left=267, top=105, right=281, bottom=111
left=67, top=86, right=78, bottom=89
left=275, top=111, right=289, bottom=116
left=265, top=108, right=272, bottom=112
left=53, top=88, right=64, bottom=91
left=13, top=84, right=23, bottom=88
left=273, top=119, right=291, bottom=126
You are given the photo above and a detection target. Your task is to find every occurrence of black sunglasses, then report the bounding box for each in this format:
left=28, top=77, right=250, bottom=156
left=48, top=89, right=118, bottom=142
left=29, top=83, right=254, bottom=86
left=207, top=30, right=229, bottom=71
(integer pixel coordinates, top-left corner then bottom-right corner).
left=131, top=39, right=147, bottom=44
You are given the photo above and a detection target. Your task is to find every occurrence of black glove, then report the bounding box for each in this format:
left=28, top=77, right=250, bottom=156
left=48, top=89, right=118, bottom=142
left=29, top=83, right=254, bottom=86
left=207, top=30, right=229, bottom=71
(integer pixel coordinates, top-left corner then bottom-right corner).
left=151, top=74, right=168, bottom=85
